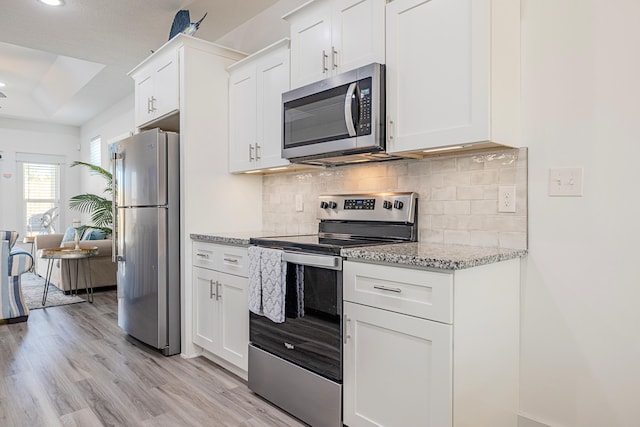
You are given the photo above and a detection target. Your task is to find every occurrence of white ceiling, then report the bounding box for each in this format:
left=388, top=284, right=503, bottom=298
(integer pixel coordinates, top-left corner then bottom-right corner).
left=0, top=0, right=279, bottom=127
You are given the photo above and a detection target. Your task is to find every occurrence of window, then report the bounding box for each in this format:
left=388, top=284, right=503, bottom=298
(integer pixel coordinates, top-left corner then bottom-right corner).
left=90, top=136, right=102, bottom=168
left=17, top=154, right=64, bottom=237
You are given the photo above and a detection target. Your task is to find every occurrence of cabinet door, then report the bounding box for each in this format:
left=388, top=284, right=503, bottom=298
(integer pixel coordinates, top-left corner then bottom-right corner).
left=289, top=1, right=332, bottom=88
left=386, top=0, right=490, bottom=153
left=332, top=0, right=385, bottom=74
left=192, top=267, right=218, bottom=353
left=229, top=66, right=258, bottom=172
left=218, top=271, right=249, bottom=371
left=343, top=301, right=453, bottom=427
left=135, top=73, right=155, bottom=127
left=256, top=48, right=290, bottom=170
left=152, top=53, right=179, bottom=119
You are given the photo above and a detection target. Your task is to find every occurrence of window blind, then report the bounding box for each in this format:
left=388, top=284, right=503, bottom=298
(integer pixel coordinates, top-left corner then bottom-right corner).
left=90, top=136, right=102, bottom=167
left=21, top=162, right=60, bottom=236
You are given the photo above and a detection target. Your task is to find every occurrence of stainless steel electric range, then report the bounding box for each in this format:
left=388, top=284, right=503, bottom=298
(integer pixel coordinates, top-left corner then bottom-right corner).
left=248, top=192, right=418, bottom=427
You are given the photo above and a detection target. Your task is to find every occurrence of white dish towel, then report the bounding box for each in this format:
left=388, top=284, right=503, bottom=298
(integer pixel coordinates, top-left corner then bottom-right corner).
left=247, top=246, right=263, bottom=315
left=247, top=246, right=287, bottom=323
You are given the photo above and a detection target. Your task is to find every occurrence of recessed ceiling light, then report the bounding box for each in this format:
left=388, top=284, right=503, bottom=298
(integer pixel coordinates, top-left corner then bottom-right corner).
left=0, top=82, right=6, bottom=87
left=38, top=0, right=65, bottom=6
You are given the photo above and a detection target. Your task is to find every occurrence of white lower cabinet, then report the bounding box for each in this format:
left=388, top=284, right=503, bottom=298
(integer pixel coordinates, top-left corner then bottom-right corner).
left=343, top=259, right=520, bottom=427
left=192, top=243, right=249, bottom=373
left=343, top=301, right=452, bottom=427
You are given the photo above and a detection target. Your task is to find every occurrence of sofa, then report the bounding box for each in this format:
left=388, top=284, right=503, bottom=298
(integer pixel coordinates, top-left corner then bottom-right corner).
left=1, top=231, right=33, bottom=323
left=34, top=233, right=117, bottom=292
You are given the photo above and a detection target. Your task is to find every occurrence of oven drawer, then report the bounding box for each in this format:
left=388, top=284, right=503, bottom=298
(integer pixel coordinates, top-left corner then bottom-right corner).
left=343, top=261, right=453, bottom=324
left=193, top=241, right=249, bottom=277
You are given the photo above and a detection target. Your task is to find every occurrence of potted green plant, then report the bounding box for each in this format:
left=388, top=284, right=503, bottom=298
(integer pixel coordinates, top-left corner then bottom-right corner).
left=68, top=161, right=113, bottom=236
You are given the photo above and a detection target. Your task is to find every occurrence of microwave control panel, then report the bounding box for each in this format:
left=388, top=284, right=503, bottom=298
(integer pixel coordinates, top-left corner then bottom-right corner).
left=357, top=78, right=372, bottom=136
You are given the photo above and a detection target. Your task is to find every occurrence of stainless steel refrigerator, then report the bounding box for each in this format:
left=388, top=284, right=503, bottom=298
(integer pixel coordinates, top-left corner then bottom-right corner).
left=112, top=128, right=180, bottom=356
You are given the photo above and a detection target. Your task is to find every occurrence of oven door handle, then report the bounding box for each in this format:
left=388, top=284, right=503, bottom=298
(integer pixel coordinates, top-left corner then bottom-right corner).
left=283, top=252, right=342, bottom=270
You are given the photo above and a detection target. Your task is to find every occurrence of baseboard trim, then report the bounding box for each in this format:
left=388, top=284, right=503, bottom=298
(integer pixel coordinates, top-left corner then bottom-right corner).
left=519, top=414, right=553, bottom=427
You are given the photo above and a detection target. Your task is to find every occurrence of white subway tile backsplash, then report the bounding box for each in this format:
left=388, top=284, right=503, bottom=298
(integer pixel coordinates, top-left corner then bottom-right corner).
left=431, top=186, right=457, bottom=201
left=431, top=157, right=457, bottom=173
left=470, top=169, right=499, bottom=185
left=441, top=171, right=472, bottom=186
left=443, top=200, right=471, bottom=215
left=457, top=186, right=485, bottom=200
left=262, top=148, right=528, bottom=249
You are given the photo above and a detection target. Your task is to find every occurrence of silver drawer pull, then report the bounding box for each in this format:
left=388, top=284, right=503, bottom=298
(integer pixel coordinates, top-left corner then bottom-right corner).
left=223, top=258, right=238, bottom=263
left=373, top=285, right=402, bottom=293
left=196, top=253, right=210, bottom=259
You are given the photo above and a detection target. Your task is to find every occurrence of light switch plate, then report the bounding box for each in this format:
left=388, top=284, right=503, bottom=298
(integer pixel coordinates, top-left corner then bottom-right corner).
left=549, top=167, right=583, bottom=196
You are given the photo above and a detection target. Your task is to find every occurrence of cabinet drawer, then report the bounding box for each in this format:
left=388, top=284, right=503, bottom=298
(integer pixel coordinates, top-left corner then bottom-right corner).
left=344, top=261, right=453, bottom=324
left=217, top=245, right=248, bottom=277
left=192, top=242, right=249, bottom=278
left=193, top=241, right=217, bottom=270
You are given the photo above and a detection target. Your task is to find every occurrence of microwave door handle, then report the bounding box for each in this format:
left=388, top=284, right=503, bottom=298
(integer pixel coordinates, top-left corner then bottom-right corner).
left=344, top=82, right=357, bottom=137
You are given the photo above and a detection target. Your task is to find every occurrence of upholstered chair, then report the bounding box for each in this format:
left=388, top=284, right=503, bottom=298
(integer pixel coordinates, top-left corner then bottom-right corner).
left=1, top=231, right=33, bottom=323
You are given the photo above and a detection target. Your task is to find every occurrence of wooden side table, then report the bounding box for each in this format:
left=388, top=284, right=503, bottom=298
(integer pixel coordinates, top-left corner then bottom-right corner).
left=40, top=246, right=99, bottom=305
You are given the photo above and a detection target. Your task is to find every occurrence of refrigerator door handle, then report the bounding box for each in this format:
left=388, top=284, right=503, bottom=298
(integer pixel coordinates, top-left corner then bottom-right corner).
left=112, top=152, right=122, bottom=263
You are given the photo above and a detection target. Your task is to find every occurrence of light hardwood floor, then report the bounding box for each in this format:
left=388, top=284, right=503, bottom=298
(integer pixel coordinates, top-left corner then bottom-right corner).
left=0, top=290, right=307, bottom=427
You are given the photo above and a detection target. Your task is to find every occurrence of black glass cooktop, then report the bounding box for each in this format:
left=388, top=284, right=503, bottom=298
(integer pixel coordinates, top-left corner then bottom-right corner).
left=250, top=234, right=396, bottom=256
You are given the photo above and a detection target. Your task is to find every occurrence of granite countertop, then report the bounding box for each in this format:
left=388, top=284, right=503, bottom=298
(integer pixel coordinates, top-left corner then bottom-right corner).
left=341, top=242, right=527, bottom=270
left=190, top=231, right=277, bottom=246
left=191, top=232, right=527, bottom=270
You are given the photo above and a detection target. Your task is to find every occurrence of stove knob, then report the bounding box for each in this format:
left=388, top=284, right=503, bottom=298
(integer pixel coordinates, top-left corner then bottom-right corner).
left=393, top=200, right=404, bottom=210
left=320, top=201, right=329, bottom=209
left=328, top=201, right=337, bottom=209
left=383, top=200, right=392, bottom=210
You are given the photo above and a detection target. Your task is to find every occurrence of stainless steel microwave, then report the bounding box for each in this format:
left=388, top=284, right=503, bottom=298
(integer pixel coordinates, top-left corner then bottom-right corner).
left=282, top=63, right=386, bottom=165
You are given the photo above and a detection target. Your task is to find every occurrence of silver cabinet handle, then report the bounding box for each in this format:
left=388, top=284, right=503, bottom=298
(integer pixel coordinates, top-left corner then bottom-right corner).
left=322, top=50, right=328, bottom=73
left=209, top=280, right=215, bottom=299
left=147, top=97, right=153, bottom=114
left=249, top=144, right=255, bottom=161
left=331, top=46, right=338, bottom=69
left=255, top=143, right=261, bottom=161
left=196, top=253, right=209, bottom=259
left=216, top=281, right=221, bottom=301
left=223, top=258, right=238, bottom=263
left=387, top=117, right=394, bottom=143
left=149, top=96, right=157, bottom=112
left=373, top=285, right=402, bottom=293
left=343, top=315, right=351, bottom=344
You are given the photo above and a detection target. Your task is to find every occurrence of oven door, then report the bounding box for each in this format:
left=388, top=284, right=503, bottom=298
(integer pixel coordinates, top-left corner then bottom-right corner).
left=249, top=251, right=343, bottom=383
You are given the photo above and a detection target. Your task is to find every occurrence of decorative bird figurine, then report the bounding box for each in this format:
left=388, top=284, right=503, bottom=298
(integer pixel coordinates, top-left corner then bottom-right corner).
left=168, top=10, right=208, bottom=40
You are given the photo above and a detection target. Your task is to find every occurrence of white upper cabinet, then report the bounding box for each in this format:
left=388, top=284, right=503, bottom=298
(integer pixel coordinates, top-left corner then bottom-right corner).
left=285, top=0, right=385, bottom=89
left=385, top=0, right=521, bottom=154
left=229, top=65, right=257, bottom=172
left=130, top=48, right=179, bottom=128
left=228, top=39, right=290, bottom=173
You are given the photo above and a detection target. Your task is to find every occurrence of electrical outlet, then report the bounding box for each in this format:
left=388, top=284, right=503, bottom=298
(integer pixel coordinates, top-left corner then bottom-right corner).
left=498, top=186, right=517, bottom=213
left=295, top=194, right=304, bottom=212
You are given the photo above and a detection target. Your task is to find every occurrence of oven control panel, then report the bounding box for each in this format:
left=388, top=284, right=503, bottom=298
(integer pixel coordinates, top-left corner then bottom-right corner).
left=318, top=192, right=417, bottom=223
left=344, top=198, right=376, bottom=210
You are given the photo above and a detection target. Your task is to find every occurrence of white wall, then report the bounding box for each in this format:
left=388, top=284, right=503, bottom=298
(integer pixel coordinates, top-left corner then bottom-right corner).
left=214, top=0, right=306, bottom=54
left=520, top=1, right=640, bottom=426
left=79, top=93, right=135, bottom=203
left=0, top=118, right=81, bottom=234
